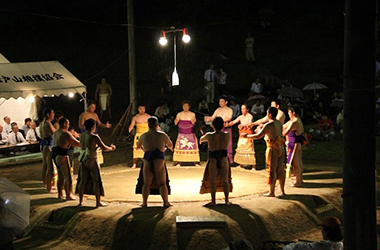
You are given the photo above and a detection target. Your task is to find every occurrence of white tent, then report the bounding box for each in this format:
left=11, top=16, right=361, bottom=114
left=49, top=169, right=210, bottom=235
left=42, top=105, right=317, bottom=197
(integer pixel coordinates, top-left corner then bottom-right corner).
left=0, top=54, right=10, bottom=64
left=0, top=58, right=86, bottom=126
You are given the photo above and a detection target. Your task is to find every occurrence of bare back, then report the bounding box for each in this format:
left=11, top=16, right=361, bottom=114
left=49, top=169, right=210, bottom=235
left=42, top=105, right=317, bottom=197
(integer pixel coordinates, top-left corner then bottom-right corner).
left=202, top=131, right=229, bottom=151
left=54, top=129, right=75, bottom=149
left=138, top=130, right=172, bottom=152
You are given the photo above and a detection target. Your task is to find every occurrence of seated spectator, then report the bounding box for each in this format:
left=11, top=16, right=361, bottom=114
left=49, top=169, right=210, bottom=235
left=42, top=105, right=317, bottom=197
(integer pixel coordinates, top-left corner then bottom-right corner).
left=250, top=78, right=262, bottom=94
left=0, top=124, right=8, bottom=144
left=8, top=123, right=26, bottom=144
left=283, top=216, right=343, bottom=250
left=26, top=121, right=41, bottom=142
left=229, top=99, right=240, bottom=120
left=198, top=99, right=210, bottom=115
left=336, top=109, right=343, bottom=134
left=3, top=116, right=12, bottom=134
left=317, top=114, right=335, bottom=140
left=251, top=99, right=265, bottom=120
left=20, top=118, right=32, bottom=137
left=155, top=103, right=170, bottom=132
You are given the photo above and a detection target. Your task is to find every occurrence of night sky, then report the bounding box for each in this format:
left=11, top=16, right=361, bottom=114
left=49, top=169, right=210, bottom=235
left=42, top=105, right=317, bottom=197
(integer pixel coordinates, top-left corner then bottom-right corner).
left=0, top=0, right=346, bottom=114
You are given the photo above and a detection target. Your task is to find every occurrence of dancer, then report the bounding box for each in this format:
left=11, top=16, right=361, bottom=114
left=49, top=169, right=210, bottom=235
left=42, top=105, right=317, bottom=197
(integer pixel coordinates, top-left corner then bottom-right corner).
left=135, top=116, right=173, bottom=208
left=53, top=117, right=80, bottom=200
left=200, top=117, right=232, bottom=206
left=173, top=100, right=200, bottom=167
left=228, top=104, right=256, bottom=169
left=77, top=119, right=116, bottom=207
left=247, top=107, right=285, bottom=197
left=39, top=108, right=57, bottom=193
left=205, top=96, right=233, bottom=164
left=128, top=104, right=150, bottom=168
left=78, top=100, right=111, bottom=133
left=283, top=105, right=305, bottom=187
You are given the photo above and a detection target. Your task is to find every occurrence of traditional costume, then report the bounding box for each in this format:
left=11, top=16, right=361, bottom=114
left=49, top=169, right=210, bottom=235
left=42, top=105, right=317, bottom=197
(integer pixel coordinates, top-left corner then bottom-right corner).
left=221, top=127, right=233, bottom=164
left=200, top=149, right=233, bottom=194
left=265, top=136, right=285, bottom=184
left=285, top=131, right=306, bottom=178
left=135, top=148, right=171, bottom=195
left=133, top=123, right=149, bottom=159
left=173, top=120, right=200, bottom=163
left=99, top=93, right=108, bottom=111
left=40, top=135, right=53, bottom=148
left=52, top=146, right=74, bottom=187
left=234, top=127, right=256, bottom=166
left=75, top=148, right=105, bottom=196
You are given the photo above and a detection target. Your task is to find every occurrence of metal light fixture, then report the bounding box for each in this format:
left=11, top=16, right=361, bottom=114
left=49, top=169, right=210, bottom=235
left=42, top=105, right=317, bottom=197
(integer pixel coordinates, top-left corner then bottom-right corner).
left=158, top=27, right=191, bottom=86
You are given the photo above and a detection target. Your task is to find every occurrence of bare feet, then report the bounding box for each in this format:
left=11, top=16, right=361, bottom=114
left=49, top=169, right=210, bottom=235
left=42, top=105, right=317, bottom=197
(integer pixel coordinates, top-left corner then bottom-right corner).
left=251, top=167, right=256, bottom=171
left=78, top=202, right=84, bottom=207
left=204, top=202, right=216, bottom=207
left=195, top=162, right=201, bottom=167
left=279, top=192, right=286, bottom=196
left=140, top=203, right=147, bottom=207
left=263, top=192, right=275, bottom=197
left=164, top=203, right=172, bottom=208
left=96, top=202, right=108, bottom=207
left=131, top=164, right=136, bottom=169
left=174, top=164, right=181, bottom=168
left=292, top=183, right=302, bottom=187
left=58, top=195, right=65, bottom=199
left=48, top=190, right=57, bottom=194
left=225, top=201, right=232, bottom=205
left=66, top=196, right=77, bottom=201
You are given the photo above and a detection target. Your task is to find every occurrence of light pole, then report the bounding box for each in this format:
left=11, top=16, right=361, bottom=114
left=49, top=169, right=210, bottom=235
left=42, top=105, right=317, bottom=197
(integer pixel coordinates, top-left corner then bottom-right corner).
left=159, top=26, right=191, bottom=86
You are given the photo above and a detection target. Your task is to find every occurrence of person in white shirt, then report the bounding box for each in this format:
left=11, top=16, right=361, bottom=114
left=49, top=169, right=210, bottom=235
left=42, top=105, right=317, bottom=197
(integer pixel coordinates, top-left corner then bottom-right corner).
left=26, top=121, right=40, bottom=142
left=251, top=99, right=265, bottom=120
left=245, top=33, right=255, bottom=62
left=8, top=123, right=26, bottom=144
left=204, top=64, right=216, bottom=103
left=0, top=125, right=8, bottom=144
left=3, top=116, right=12, bottom=134
left=20, top=118, right=32, bottom=137
left=250, top=78, right=262, bottom=94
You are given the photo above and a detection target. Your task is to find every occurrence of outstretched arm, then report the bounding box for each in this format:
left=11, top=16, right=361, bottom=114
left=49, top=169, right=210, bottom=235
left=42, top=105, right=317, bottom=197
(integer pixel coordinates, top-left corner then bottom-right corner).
left=248, top=123, right=268, bottom=140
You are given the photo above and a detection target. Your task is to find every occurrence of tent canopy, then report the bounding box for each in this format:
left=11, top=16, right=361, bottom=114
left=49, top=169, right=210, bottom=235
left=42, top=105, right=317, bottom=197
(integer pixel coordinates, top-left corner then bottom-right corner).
left=0, top=54, right=10, bottom=64
left=0, top=61, right=86, bottom=99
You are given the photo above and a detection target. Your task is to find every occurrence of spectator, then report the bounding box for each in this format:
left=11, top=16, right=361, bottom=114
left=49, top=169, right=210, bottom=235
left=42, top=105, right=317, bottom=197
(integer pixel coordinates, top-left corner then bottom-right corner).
left=161, top=73, right=173, bottom=104
left=20, top=118, right=32, bottom=137
left=26, top=121, right=41, bottom=142
left=198, top=99, right=210, bottom=115
left=336, top=109, right=343, bottom=134
left=217, top=67, right=227, bottom=95
left=3, top=116, right=11, bottom=134
left=245, top=33, right=255, bottom=62
left=229, top=99, right=241, bottom=120
left=317, top=114, right=335, bottom=140
left=251, top=99, right=265, bottom=120
left=250, top=78, right=262, bottom=94
left=8, top=123, right=26, bottom=144
left=155, top=103, right=170, bottom=132
left=283, top=216, right=343, bottom=250
left=204, top=64, right=217, bottom=103
left=0, top=124, right=8, bottom=144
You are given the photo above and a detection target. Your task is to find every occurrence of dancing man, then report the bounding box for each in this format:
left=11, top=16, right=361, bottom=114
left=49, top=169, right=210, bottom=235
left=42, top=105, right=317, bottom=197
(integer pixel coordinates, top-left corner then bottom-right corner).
left=200, top=117, right=232, bottom=206
left=53, top=117, right=80, bottom=200
left=39, top=108, right=57, bottom=193
left=247, top=107, right=285, bottom=197
left=77, top=119, right=116, bottom=207
left=283, top=105, right=305, bottom=187
left=128, top=104, right=150, bottom=168
left=228, top=104, right=256, bottom=169
left=205, top=96, right=233, bottom=164
left=135, top=116, right=173, bottom=208
left=173, top=100, right=200, bottom=167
